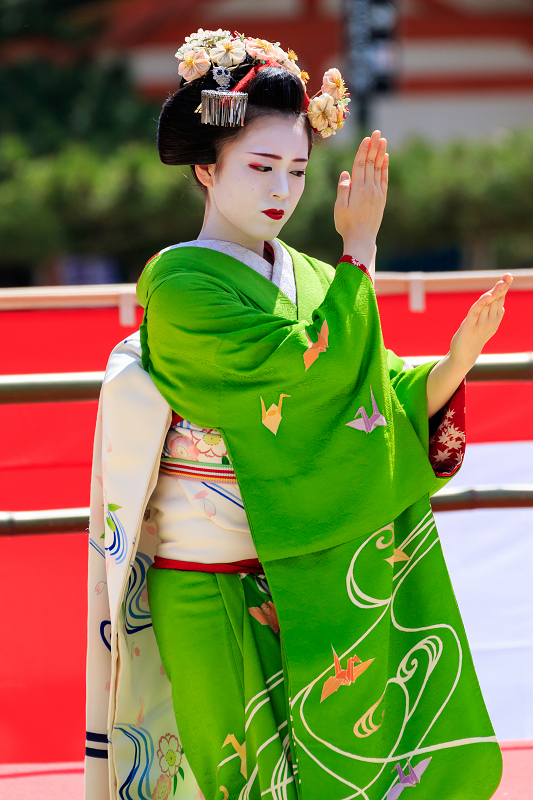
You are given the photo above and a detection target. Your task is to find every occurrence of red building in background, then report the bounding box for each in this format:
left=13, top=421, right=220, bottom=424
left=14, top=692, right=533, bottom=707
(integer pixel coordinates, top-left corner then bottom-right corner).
left=97, top=0, right=533, bottom=144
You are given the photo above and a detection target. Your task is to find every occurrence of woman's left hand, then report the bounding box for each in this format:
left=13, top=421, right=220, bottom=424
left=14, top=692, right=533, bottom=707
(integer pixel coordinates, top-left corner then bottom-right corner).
left=426, top=273, right=513, bottom=418
left=449, top=273, right=513, bottom=371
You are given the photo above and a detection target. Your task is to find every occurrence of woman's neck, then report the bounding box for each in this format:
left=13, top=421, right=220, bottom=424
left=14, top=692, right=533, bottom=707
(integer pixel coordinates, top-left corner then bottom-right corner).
left=197, top=210, right=265, bottom=258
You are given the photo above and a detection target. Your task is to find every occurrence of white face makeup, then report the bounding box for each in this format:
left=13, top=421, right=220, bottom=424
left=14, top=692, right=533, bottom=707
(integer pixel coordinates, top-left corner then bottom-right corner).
left=195, top=115, right=309, bottom=257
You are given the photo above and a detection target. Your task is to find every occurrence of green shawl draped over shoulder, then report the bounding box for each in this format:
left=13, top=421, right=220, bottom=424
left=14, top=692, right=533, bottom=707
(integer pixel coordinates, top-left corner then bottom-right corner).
left=137, top=241, right=443, bottom=562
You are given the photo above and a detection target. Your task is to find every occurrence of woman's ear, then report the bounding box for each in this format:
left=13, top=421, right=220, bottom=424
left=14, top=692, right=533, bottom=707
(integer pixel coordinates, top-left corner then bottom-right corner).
left=194, top=163, right=215, bottom=188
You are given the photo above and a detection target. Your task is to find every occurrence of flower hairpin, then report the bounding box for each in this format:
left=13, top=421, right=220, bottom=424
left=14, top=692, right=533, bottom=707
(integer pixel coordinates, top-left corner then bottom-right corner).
left=175, top=28, right=350, bottom=136
left=307, top=68, right=351, bottom=138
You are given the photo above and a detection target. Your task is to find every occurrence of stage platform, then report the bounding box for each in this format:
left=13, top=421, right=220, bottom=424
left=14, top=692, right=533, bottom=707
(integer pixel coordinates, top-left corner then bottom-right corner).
left=0, top=741, right=531, bottom=799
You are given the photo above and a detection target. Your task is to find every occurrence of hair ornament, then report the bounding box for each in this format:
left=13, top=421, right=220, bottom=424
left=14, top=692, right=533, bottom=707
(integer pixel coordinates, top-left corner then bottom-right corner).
left=307, top=68, right=351, bottom=138
left=175, top=29, right=349, bottom=135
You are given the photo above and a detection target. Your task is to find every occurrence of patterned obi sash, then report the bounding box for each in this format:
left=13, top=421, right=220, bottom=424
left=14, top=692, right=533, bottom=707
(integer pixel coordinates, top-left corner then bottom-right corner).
left=159, top=456, right=237, bottom=483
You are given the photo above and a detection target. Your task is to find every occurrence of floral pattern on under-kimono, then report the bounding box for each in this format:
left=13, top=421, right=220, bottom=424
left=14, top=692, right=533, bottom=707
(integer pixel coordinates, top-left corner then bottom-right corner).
left=162, top=412, right=229, bottom=464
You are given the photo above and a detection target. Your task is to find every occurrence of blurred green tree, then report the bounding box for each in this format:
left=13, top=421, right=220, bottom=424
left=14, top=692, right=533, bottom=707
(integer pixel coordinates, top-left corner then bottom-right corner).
left=0, top=0, right=161, bottom=154
left=2, top=129, right=533, bottom=285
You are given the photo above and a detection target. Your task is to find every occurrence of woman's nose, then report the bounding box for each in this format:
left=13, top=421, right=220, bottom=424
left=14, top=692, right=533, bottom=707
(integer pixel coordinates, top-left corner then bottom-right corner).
left=270, top=175, right=290, bottom=200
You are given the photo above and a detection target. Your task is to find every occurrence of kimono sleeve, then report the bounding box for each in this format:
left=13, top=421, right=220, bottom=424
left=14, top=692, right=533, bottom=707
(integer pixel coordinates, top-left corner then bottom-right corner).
left=387, top=349, right=466, bottom=485
left=143, top=262, right=377, bottom=432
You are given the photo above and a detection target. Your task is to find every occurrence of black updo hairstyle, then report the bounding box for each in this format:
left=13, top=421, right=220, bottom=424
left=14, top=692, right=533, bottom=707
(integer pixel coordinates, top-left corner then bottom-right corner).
left=157, top=58, right=314, bottom=197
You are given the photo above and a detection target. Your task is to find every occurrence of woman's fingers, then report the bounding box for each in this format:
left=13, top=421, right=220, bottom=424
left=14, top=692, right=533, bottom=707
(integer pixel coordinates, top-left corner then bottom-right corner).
left=364, top=131, right=381, bottom=179
left=336, top=170, right=351, bottom=209
left=374, top=138, right=387, bottom=186
left=469, top=275, right=512, bottom=325
left=352, top=137, right=371, bottom=186
left=351, top=131, right=388, bottom=191
left=381, top=153, right=389, bottom=196
left=470, top=291, right=492, bottom=319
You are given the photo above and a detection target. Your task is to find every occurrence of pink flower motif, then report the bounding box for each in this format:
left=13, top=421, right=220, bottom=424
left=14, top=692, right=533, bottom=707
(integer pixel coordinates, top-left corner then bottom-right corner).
left=169, top=434, right=200, bottom=461
left=321, top=68, right=347, bottom=101
left=178, top=48, right=211, bottom=82
left=193, top=490, right=217, bottom=518
left=152, top=773, right=172, bottom=800
left=191, top=429, right=227, bottom=459
left=135, top=699, right=145, bottom=727
left=157, top=734, right=183, bottom=776
left=245, top=37, right=280, bottom=61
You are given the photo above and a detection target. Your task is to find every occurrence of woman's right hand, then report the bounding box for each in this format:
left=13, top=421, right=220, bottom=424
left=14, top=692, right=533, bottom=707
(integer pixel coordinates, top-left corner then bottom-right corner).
left=334, top=130, right=388, bottom=269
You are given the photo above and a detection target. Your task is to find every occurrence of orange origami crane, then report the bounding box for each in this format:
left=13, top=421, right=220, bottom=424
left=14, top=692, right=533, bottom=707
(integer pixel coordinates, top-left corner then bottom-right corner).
left=321, top=647, right=374, bottom=702
left=303, top=319, right=329, bottom=371
left=260, top=393, right=290, bottom=435
left=248, top=601, right=280, bottom=633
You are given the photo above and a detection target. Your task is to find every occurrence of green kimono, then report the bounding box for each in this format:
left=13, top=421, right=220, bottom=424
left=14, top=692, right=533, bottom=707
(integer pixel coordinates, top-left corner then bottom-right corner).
left=138, top=242, right=501, bottom=800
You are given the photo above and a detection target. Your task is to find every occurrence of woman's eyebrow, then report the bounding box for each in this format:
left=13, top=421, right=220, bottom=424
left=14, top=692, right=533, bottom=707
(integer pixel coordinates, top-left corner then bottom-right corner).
left=247, top=151, right=308, bottom=163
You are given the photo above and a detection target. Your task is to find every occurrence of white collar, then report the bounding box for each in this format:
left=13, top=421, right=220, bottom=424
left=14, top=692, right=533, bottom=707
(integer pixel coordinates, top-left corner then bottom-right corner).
left=159, top=238, right=297, bottom=306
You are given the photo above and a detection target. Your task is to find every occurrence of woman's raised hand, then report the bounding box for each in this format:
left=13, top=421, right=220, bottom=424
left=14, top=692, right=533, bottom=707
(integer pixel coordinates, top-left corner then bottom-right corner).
left=426, top=274, right=513, bottom=417
left=334, top=130, right=388, bottom=270
left=449, top=274, right=513, bottom=371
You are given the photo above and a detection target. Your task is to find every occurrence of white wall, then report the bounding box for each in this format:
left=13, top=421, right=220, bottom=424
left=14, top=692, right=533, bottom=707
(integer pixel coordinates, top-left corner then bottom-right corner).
left=435, top=440, right=533, bottom=740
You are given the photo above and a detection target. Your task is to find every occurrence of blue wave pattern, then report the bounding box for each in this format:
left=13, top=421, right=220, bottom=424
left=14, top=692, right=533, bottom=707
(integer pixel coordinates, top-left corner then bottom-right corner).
left=105, top=505, right=127, bottom=564
left=89, top=537, right=105, bottom=558
left=125, top=552, right=153, bottom=634
left=115, top=724, right=154, bottom=800
left=100, top=620, right=111, bottom=652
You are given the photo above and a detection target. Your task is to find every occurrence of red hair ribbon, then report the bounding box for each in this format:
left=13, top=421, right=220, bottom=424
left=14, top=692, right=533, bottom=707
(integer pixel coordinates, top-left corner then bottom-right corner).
left=231, top=58, right=310, bottom=111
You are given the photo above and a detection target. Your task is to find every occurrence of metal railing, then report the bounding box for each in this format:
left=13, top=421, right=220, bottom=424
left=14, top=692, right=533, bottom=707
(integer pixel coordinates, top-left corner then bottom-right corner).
left=1, top=268, right=533, bottom=318
left=0, top=353, right=532, bottom=405
left=1, top=485, right=533, bottom=536
left=0, top=509, right=90, bottom=536
left=0, top=371, right=104, bottom=404
left=1, top=349, right=532, bottom=534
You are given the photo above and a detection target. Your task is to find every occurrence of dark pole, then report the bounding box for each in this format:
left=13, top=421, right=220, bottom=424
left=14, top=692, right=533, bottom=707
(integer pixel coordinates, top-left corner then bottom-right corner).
left=345, top=0, right=374, bottom=138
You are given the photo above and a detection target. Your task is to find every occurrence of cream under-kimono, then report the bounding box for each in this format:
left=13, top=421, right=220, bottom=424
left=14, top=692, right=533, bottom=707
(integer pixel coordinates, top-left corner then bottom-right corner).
left=85, top=237, right=297, bottom=799
left=150, top=237, right=296, bottom=564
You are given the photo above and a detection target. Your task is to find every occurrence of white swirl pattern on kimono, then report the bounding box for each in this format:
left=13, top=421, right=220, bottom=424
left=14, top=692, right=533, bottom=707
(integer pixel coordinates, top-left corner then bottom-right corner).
left=287, top=508, right=495, bottom=800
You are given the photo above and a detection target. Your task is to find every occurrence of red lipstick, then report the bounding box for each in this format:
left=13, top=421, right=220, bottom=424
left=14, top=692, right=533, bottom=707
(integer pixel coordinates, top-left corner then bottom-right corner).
left=262, top=209, right=285, bottom=220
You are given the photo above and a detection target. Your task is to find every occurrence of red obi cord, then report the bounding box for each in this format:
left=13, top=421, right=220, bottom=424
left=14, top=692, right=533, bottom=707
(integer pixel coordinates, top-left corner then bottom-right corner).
left=338, top=255, right=373, bottom=284
left=153, top=556, right=264, bottom=574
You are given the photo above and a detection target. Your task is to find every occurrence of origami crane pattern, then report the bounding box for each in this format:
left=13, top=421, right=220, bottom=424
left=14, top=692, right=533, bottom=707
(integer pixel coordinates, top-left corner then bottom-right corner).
left=387, top=757, right=432, bottom=800
left=260, top=394, right=290, bottom=435
left=221, top=734, right=247, bottom=779
left=384, top=547, right=410, bottom=567
left=321, top=647, right=374, bottom=702
left=303, top=319, right=329, bottom=371
left=346, top=387, right=387, bottom=434
left=248, top=601, right=280, bottom=634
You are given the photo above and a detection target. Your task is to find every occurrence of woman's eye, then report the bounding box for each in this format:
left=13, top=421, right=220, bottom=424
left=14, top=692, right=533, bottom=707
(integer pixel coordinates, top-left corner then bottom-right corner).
left=290, top=170, right=306, bottom=178
left=249, top=164, right=271, bottom=172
